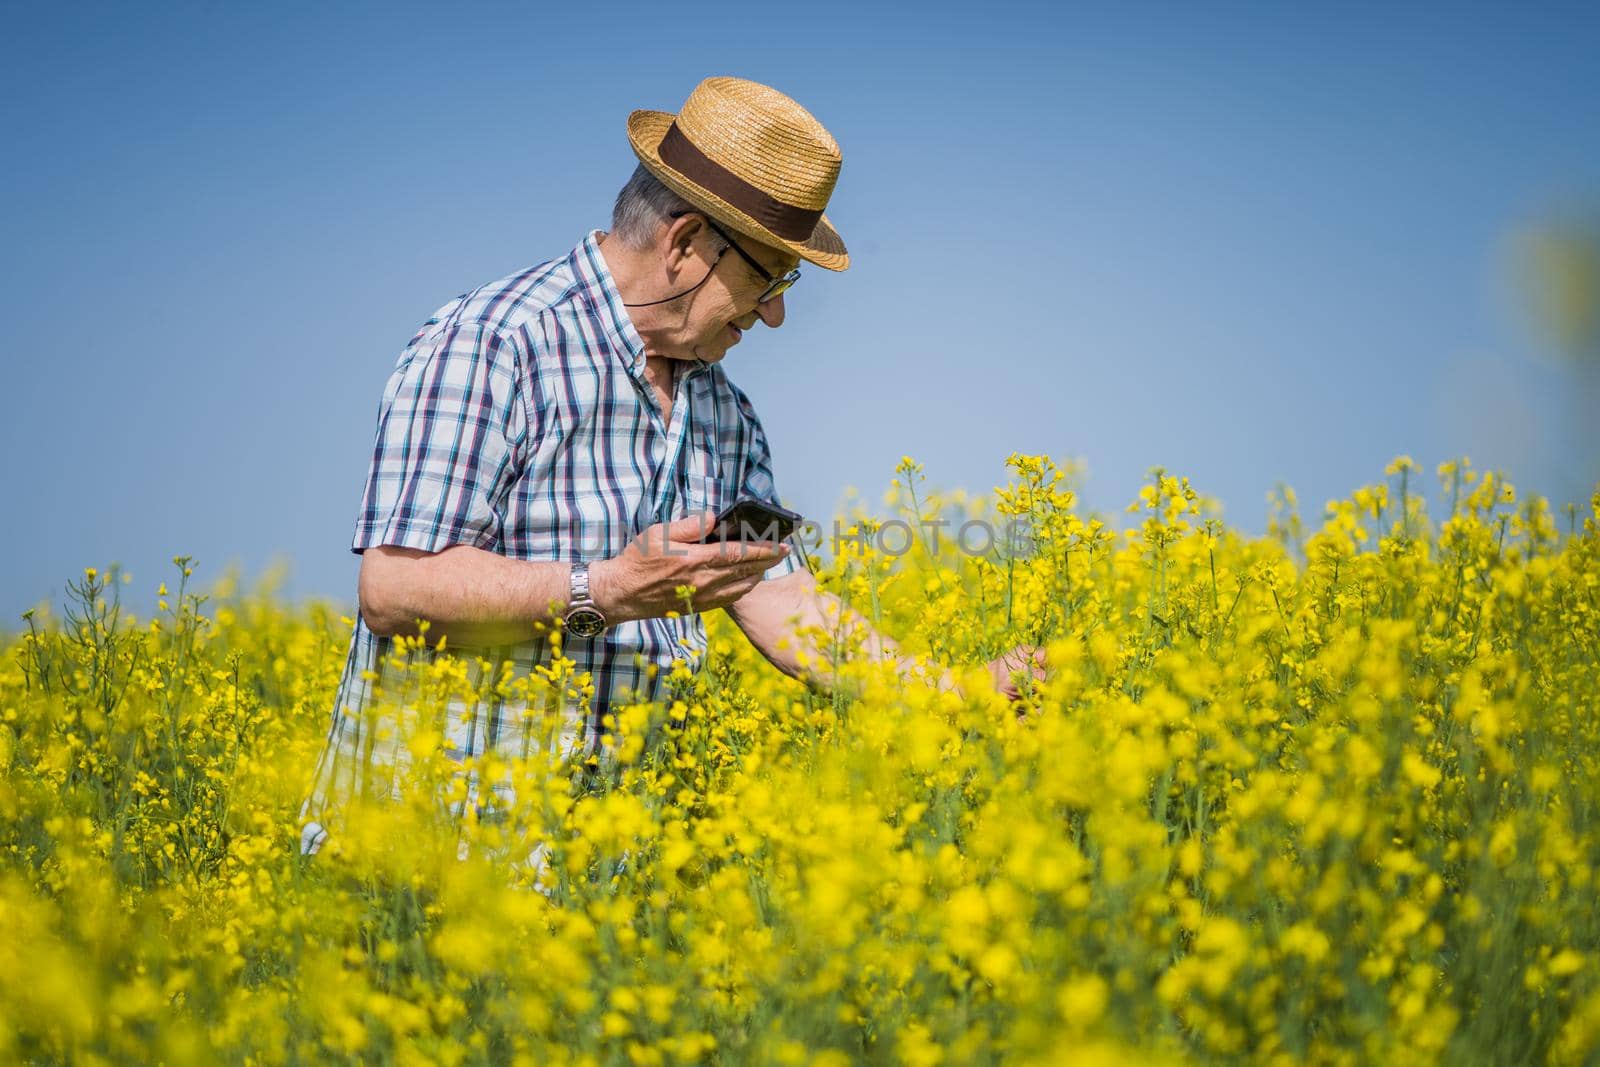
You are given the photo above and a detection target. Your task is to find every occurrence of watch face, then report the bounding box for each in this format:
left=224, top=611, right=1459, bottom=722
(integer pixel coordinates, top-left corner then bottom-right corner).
left=564, top=607, right=606, bottom=638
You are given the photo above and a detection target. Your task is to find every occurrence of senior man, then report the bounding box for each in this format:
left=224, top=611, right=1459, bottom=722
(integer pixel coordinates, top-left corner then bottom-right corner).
left=299, top=77, right=1043, bottom=856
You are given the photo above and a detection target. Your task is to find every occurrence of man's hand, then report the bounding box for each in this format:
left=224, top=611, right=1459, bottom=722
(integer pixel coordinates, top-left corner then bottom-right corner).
left=590, top=510, right=790, bottom=625
left=986, top=644, right=1048, bottom=701
left=928, top=646, right=1047, bottom=703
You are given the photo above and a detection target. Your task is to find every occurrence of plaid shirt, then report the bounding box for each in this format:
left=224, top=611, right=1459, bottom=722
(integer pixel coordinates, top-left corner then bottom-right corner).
left=299, top=231, right=801, bottom=854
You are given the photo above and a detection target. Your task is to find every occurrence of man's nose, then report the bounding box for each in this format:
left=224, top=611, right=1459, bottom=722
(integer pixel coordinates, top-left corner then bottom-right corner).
left=756, top=292, right=786, bottom=329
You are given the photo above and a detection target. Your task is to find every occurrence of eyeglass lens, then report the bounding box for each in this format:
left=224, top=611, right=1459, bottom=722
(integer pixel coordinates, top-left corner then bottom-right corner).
left=760, top=271, right=799, bottom=304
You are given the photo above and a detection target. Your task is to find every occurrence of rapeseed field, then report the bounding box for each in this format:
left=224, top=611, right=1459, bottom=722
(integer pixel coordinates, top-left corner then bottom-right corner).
left=3, top=455, right=1598, bottom=1065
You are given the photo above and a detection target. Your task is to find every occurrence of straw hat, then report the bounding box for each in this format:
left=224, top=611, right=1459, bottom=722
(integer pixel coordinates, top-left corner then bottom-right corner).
left=627, top=76, right=849, bottom=272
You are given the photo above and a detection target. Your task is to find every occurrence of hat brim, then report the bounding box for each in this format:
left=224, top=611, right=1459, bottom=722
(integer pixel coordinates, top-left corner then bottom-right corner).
left=627, top=109, right=849, bottom=272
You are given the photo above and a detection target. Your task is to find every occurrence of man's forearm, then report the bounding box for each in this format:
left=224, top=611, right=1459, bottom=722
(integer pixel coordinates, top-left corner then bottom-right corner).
left=730, top=572, right=957, bottom=695
left=816, top=591, right=958, bottom=695
left=359, top=544, right=572, bottom=648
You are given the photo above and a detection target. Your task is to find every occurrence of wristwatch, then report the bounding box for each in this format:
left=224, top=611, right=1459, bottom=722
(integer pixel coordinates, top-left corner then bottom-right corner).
left=563, top=561, right=607, bottom=638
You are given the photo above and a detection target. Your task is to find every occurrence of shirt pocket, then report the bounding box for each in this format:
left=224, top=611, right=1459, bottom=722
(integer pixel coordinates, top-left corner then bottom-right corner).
left=679, top=431, right=729, bottom=520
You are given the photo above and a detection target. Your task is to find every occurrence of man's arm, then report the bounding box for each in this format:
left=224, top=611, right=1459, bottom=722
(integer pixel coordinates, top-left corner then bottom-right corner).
left=359, top=512, right=787, bottom=649
left=358, top=544, right=570, bottom=648
left=725, top=568, right=957, bottom=695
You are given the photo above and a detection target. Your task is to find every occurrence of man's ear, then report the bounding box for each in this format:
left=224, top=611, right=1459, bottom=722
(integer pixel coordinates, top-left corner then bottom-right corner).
left=662, top=212, right=705, bottom=275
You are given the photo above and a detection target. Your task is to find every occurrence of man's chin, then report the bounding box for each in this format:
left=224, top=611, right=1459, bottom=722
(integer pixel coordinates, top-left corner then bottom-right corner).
left=689, top=324, right=747, bottom=363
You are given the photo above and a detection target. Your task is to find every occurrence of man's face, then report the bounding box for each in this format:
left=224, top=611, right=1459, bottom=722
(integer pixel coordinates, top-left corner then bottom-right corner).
left=658, top=216, right=798, bottom=364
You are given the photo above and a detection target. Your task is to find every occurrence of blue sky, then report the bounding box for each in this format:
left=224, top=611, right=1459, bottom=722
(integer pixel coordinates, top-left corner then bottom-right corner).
left=3, top=2, right=1598, bottom=615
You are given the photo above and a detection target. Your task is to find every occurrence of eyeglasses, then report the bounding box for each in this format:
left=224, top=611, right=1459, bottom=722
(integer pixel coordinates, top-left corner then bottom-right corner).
left=670, top=210, right=801, bottom=305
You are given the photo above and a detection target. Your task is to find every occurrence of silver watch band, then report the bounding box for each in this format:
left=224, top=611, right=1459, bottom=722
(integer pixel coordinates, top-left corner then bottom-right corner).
left=569, top=560, right=593, bottom=607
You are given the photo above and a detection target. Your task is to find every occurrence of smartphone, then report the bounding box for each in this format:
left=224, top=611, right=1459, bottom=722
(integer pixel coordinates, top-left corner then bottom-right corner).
left=697, top=496, right=803, bottom=543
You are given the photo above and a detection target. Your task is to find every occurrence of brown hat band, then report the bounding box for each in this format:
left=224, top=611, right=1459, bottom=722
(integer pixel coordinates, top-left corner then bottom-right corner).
left=657, top=122, right=825, bottom=242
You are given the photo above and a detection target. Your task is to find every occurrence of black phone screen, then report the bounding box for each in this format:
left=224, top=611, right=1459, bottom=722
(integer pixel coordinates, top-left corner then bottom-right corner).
left=697, top=497, right=802, bottom=543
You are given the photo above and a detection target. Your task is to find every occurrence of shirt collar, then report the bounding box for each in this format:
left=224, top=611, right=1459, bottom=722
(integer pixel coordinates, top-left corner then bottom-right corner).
left=573, top=230, right=648, bottom=373
left=573, top=229, right=711, bottom=385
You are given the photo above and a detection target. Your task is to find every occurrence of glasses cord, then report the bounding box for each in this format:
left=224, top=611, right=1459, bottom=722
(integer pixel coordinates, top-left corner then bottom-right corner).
left=622, top=249, right=725, bottom=308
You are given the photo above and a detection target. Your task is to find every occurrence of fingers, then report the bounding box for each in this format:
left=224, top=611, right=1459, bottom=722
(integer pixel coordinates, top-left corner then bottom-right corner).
left=1026, top=648, right=1048, bottom=680
left=683, top=542, right=789, bottom=575
left=662, top=509, right=719, bottom=543
left=631, top=540, right=787, bottom=572
left=1009, top=643, right=1047, bottom=667
left=712, top=540, right=790, bottom=566
left=688, top=570, right=767, bottom=611
left=1004, top=644, right=1048, bottom=676
left=991, top=643, right=1048, bottom=702
left=650, top=513, right=790, bottom=562
left=656, top=548, right=783, bottom=612
left=707, top=555, right=783, bottom=591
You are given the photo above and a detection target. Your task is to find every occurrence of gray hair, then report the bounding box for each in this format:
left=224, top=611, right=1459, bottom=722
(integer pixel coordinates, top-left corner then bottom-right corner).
left=610, top=164, right=728, bottom=252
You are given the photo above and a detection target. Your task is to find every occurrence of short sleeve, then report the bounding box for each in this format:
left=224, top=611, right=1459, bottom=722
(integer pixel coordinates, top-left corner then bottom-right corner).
left=353, top=322, right=528, bottom=554
left=721, top=380, right=804, bottom=582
